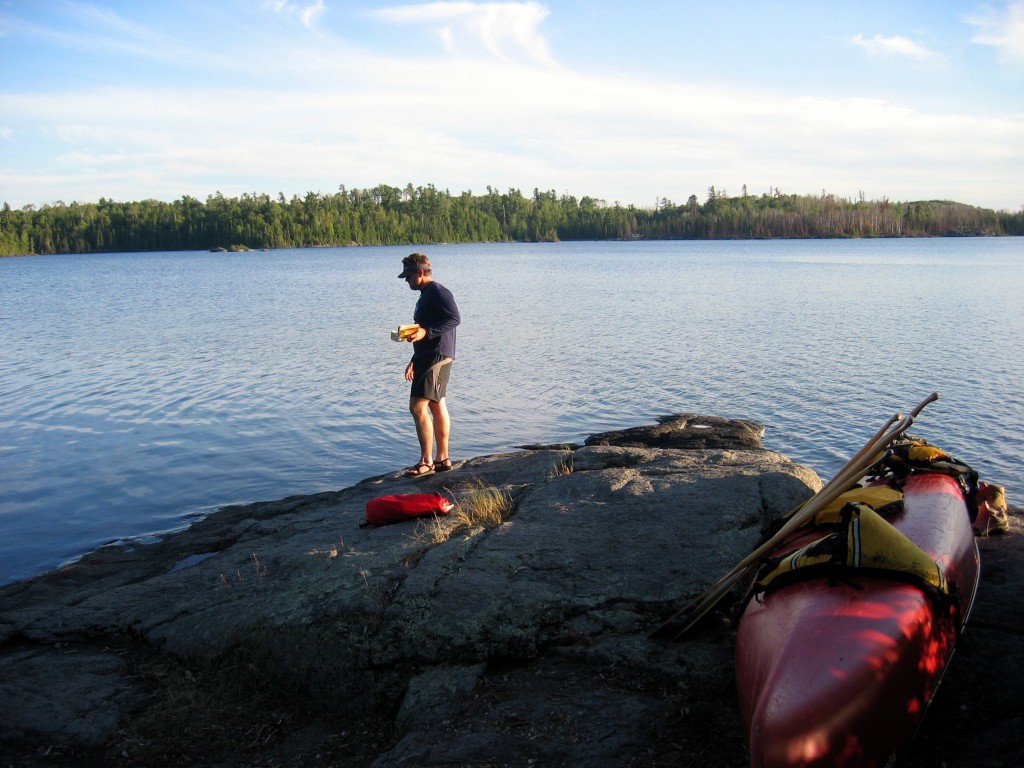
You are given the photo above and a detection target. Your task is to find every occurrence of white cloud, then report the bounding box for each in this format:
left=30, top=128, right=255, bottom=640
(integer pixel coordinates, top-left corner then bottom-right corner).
left=967, top=1, right=1024, bottom=63
left=7, top=62, right=1022, bottom=209
left=849, top=33, right=940, bottom=63
left=372, top=1, right=554, bottom=65
left=262, top=0, right=326, bottom=30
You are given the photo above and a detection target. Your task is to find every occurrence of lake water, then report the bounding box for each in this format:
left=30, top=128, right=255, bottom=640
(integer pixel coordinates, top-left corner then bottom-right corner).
left=2, top=239, right=1022, bottom=585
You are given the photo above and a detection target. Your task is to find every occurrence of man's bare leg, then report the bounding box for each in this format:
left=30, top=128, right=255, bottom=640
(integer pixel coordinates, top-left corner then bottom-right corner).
left=409, top=396, right=435, bottom=468
left=430, top=397, right=450, bottom=462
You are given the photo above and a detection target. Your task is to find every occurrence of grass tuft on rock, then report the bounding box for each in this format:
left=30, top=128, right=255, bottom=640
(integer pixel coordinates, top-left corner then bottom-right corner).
left=415, top=480, right=513, bottom=544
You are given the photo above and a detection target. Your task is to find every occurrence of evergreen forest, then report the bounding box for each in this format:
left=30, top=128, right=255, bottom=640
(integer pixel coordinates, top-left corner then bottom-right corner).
left=2, top=183, right=1022, bottom=257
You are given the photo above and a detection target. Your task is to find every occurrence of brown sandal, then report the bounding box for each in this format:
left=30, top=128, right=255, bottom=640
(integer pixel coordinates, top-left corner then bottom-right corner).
left=435, top=458, right=454, bottom=472
left=403, top=461, right=435, bottom=478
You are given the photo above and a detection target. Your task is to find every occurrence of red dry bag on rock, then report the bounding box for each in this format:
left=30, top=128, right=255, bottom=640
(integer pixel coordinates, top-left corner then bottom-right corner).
left=364, top=493, right=454, bottom=526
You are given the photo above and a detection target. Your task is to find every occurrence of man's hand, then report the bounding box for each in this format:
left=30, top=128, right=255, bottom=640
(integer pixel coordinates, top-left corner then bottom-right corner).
left=405, top=361, right=415, bottom=382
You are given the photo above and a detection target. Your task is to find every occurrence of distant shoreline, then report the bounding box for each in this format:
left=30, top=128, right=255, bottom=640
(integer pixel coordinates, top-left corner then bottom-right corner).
left=3, top=230, right=1021, bottom=260
left=4, top=186, right=1021, bottom=257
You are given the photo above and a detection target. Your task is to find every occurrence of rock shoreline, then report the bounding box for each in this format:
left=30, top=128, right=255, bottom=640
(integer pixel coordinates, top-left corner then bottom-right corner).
left=0, top=414, right=1020, bottom=767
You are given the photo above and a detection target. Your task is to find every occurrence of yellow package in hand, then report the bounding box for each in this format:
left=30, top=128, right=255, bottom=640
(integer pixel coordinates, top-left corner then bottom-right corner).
left=390, top=324, right=420, bottom=342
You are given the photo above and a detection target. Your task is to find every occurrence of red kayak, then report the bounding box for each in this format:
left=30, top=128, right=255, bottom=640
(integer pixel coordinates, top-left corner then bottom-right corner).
left=735, top=471, right=980, bottom=768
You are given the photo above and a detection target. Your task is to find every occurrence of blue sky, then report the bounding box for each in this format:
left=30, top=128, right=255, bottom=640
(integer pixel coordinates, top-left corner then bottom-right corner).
left=1, top=0, right=1022, bottom=210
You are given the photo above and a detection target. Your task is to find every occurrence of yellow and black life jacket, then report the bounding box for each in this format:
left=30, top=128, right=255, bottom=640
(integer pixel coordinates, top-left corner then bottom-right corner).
left=870, top=437, right=980, bottom=520
left=752, top=501, right=952, bottom=604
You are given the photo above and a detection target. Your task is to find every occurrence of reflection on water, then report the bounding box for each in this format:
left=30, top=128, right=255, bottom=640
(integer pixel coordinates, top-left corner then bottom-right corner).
left=1, top=238, right=1022, bottom=584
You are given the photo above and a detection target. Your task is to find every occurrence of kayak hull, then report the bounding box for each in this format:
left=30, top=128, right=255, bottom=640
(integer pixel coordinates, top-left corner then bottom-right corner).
left=736, top=473, right=980, bottom=768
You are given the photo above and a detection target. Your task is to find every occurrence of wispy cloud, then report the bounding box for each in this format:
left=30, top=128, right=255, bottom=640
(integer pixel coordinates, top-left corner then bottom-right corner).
left=849, top=33, right=940, bottom=63
left=263, top=0, right=326, bottom=30
left=6, top=2, right=233, bottom=71
left=8, top=63, right=1022, bottom=207
left=372, top=1, right=554, bottom=65
left=966, top=1, right=1024, bottom=64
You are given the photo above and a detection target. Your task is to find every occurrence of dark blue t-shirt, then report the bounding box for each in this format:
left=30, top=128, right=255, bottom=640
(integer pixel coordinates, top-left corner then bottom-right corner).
left=412, top=281, right=460, bottom=361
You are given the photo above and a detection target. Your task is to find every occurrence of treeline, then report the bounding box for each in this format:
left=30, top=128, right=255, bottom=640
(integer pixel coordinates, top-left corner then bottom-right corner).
left=2, top=183, right=1021, bottom=256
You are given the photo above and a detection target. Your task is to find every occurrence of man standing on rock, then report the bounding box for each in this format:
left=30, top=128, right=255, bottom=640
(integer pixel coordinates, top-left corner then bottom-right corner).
left=397, top=253, right=461, bottom=477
